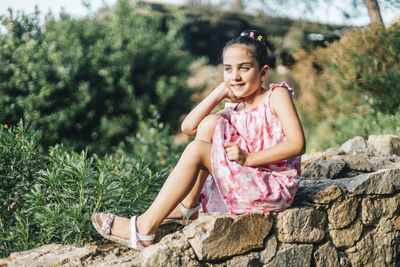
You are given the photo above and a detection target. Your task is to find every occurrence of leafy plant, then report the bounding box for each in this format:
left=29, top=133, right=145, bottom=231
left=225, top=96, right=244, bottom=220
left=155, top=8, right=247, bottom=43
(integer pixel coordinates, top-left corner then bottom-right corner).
left=0, top=1, right=194, bottom=154
left=292, top=23, right=400, bottom=151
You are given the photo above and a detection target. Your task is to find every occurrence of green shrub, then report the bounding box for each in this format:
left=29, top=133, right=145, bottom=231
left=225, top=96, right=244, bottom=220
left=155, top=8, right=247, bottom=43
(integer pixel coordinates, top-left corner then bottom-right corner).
left=0, top=1, right=194, bottom=154
left=0, top=117, right=184, bottom=258
left=292, top=24, right=400, bottom=151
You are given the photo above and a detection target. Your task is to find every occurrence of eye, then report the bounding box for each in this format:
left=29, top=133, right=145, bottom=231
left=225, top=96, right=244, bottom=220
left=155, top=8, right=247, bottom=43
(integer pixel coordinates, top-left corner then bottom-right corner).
left=224, top=67, right=232, bottom=72
left=240, top=66, right=250, bottom=70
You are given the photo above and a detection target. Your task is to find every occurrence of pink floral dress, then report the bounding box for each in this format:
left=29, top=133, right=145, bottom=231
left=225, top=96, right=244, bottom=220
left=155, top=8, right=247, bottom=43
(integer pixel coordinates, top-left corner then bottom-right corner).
left=200, top=82, right=301, bottom=214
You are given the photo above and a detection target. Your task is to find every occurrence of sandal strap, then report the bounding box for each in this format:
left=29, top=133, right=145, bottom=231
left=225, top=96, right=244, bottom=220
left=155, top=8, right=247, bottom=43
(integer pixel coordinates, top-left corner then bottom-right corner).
left=130, top=216, right=155, bottom=248
left=178, top=203, right=200, bottom=221
left=101, top=213, right=115, bottom=235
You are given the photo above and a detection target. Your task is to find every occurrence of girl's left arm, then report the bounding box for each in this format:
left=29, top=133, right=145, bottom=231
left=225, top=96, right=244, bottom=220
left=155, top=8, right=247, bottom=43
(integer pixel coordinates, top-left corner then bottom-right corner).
left=237, top=87, right=305, bottom=166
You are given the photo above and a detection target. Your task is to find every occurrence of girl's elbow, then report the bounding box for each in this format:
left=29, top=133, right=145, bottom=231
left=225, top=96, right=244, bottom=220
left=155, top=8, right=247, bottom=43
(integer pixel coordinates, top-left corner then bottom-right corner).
left=181, top=123, right=196, bottom=136
left=296, top=138, right=306, bottom=156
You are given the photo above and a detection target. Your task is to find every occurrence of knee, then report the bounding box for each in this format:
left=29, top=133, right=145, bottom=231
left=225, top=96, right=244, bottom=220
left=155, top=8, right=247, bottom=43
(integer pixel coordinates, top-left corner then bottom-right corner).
left=196, top=114, right=219, bottom=142
left=185, top=140, right=208, bottom=161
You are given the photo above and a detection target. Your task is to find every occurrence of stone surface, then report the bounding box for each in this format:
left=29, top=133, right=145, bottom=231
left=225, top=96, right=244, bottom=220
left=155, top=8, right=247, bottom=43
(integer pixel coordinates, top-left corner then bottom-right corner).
left=328, top=197, right=358, bottom=229
left=324, top=147, right=345, bottom=156
left=183, top=212, right=272, bottom=261
left=361, top=194, right=400, bottom=225
left=341, top=136, right=376, bottom=155
left=275, top=207, right=326, bottom=243
left=266, top=244, right=313, bottom=267
left=310, top=185, right=342, bottom=204
left=302, top=159, right=346, bottom=179
left=258, top=235, right=278, bottom=264
left=345, top=228, right=400, bottom=267
left=348, top=168, right=400, bottom=195
left=368, top=134, right=400, bottom=156
left=334, top=154, right=374, bottom=172
left=140, top=231, right=198, bottom=267
left=329, top=220, right=363, bottom=249
left=313, top=242, right=340, bottom=267
left=300, top=152, right=327, bottom=172
left=393, top=216, right=400, bottom=230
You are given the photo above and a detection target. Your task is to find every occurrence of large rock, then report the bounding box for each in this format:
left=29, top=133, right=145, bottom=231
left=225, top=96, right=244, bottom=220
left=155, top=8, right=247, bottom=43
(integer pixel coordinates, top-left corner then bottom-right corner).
left=345, top=228, right=400, bottom=266
left=361, top=194, right=400, bottom=225
left=140, top=231, right=198, bottom=267
left=183, top=212, right=272, bottom=261
left=329, top=220, right=363, bottom=249
left=368, top=134, right=400, bottom=156
left=340, top=136, right=376, bottom=155
left=266, top=244, right=313, bottom=267
left=302, top=159, right=346, bottom=179
left=348, top=168, right=400, bottom=195
left=327, top=197, right=358, bottom=229
left=313, top=242, right=340, bottom=267
left=275, top=207, right=326, bottom=243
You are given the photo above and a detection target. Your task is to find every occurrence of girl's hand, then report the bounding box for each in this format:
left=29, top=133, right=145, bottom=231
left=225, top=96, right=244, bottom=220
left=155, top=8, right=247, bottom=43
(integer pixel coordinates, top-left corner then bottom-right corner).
left=224, top=142, right=247, bottom=165
left=216, top=82, right=242, bottom=103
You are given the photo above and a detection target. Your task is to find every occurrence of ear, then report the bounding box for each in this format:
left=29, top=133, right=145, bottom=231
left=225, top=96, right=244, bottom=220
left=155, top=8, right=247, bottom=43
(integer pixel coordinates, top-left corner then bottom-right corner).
left=260, top=65, right=269, bottom=81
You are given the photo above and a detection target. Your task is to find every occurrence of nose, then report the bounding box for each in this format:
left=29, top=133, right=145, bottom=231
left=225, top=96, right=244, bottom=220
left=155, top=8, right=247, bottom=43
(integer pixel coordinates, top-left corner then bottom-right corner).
left=232, top=69, right=241, bottom=81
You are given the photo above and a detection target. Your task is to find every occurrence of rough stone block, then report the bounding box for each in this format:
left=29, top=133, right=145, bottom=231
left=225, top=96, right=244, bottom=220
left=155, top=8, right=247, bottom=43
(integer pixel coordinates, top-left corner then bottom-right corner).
left=361, top=194, right=400, bottom=225
left=341, top=136, right=376, bottom=156
left=347, top=168, right=400, bottom=195
left=328, top=197, right=358, bottom=229
left=345, top=229, right=400, bottom=267
left=368, top=135, right=400, bottom=156
left=313, top=242, right=340, bottom=267
left=141, top=231, right=198, bottom=267
left=266, top=244, right=313, bottom=267
left=302, top=159, right=346, bottom=179
left=183, top=212, right=272, bottom=261
left=275, top=207, right=326, bottom=243
left=329, top=220, right=363, bottom=249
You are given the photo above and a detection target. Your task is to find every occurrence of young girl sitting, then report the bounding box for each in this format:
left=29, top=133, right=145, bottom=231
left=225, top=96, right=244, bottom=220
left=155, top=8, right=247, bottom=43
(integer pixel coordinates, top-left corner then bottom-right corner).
left=92, top=29, right=305, bottom=248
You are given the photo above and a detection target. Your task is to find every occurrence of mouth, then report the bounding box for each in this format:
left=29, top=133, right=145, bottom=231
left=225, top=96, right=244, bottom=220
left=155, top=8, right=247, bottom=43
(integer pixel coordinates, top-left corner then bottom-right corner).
left=231, top=84, right=245, bottom=90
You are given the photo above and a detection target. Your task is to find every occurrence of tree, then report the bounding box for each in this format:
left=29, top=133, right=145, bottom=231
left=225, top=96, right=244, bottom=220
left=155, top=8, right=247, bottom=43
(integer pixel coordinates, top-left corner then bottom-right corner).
left=199, top=0, right=400, bottom=26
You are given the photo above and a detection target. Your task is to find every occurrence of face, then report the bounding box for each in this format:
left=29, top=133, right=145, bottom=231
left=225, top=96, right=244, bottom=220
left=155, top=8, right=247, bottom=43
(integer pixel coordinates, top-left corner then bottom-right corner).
left=223, top=45, right=268, bottom=99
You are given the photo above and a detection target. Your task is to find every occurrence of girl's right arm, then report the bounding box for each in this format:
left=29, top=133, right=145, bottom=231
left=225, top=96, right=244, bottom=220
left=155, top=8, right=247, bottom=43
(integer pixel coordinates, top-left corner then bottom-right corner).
left=181, top=83, right=239, bottom=136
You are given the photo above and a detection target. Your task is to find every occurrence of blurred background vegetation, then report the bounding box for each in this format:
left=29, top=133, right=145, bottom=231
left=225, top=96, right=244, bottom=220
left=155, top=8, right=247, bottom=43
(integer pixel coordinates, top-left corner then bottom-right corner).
left=1, top=0, right=399, bottom=258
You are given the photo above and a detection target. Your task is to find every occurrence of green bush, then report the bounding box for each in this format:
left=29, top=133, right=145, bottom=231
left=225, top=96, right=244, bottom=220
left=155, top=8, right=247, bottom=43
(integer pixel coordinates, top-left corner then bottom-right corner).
left=292, top=24, right=400, bottom=151
left=0, top=117, right=183, bottom=258
left=0, top=1, right=194, bottom=154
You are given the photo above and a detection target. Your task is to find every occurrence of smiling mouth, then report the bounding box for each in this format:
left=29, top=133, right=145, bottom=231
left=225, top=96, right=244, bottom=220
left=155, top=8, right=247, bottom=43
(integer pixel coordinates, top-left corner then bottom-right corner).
left=231, top=84, right=245, bottom=89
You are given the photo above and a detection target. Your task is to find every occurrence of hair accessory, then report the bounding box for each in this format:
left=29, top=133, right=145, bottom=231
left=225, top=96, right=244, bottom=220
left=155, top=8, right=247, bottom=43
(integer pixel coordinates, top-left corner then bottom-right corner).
left=240, top=30, right=267, bottom=46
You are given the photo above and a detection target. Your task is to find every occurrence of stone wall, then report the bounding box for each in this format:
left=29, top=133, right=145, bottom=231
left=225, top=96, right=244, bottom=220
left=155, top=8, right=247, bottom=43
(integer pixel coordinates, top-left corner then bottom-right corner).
left=1, top=135, right=400, bottom=267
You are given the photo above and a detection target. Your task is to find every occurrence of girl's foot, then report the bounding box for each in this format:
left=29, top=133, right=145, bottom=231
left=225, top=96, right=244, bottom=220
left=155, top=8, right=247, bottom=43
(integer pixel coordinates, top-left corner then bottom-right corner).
left=93, top=213, right=155, bottom=247
left=163, top=203, right=200, bottom=225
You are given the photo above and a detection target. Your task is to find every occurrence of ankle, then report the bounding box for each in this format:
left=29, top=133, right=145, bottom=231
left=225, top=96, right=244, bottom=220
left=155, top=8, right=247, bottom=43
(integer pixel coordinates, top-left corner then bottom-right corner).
left=136, top=215, right=158, bottom=236
left=181, top=201, right=200, bottom=209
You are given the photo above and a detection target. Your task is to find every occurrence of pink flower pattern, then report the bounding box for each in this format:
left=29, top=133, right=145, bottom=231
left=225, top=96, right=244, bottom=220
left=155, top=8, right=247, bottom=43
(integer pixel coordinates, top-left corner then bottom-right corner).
left=201, top=82, right=301, bottom=214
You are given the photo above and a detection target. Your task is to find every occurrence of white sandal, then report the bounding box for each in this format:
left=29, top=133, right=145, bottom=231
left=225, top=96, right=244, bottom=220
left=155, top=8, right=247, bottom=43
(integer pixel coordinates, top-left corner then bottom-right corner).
left=92, top=213, right=155, bottom=248
left=161, top=203, right=201, bottom=225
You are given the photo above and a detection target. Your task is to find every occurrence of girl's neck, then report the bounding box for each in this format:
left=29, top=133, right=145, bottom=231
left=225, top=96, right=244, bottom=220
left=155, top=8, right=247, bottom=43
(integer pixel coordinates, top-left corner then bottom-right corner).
left=242, top=87, right=267, bottom=110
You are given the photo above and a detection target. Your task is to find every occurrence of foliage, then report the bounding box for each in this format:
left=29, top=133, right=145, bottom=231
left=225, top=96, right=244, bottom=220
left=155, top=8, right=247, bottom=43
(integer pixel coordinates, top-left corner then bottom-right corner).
left=0, top=0, right=194, bottom=154
left=292, top=23, right=400, bottom=151
left=0, top=118, right=183, bottom=258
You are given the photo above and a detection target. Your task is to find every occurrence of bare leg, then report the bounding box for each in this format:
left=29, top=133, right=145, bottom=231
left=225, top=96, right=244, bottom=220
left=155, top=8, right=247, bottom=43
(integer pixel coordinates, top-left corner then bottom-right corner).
left=100, top=115, right=219, bottom=246
left=167, top=114, right=218, bottom=218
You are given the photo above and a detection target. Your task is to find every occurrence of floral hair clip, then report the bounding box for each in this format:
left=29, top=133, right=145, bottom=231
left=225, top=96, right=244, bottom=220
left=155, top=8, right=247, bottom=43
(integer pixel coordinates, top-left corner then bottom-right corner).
left=240, top=31, right=267, bottom=46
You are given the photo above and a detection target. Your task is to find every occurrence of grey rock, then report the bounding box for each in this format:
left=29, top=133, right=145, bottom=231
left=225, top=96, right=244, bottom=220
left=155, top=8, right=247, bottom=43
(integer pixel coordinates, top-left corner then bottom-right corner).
left=328, top=197, right=358, bottom=229
left=275, top=207, right=326, bottom=243
left=329, top=220, right=363, bottom=249
left=361, top=194, right=400, bottom=225
left=313, top=242, right=340, bottom=267
left=266, top=244, right=313, bottom=267
left=183, top=212, right=272, bottom=261
left=368, top=135, right=400, bottom=156
left=341, top=136, right=376, bottom=156
left=302, top=159, right=346, bottom=179
left=345, top=228, right=400, bottom=267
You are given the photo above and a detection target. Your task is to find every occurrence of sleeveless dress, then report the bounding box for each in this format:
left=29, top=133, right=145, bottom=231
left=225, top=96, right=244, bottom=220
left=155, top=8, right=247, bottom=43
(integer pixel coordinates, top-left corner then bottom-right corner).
left=200, top=82, right=301, bottom=214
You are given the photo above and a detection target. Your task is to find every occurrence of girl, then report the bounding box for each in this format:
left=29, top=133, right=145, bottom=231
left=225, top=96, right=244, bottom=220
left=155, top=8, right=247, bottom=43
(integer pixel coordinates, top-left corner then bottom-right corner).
left=92, top=30, right=305, bottom=248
